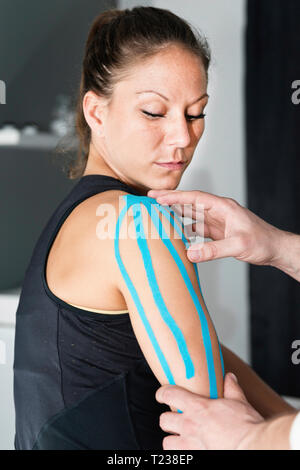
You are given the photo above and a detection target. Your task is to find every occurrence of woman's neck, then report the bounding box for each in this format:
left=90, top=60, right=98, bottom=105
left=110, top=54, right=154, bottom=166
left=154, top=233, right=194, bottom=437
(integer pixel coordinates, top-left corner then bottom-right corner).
left=83, top=149, right=148, bottom=196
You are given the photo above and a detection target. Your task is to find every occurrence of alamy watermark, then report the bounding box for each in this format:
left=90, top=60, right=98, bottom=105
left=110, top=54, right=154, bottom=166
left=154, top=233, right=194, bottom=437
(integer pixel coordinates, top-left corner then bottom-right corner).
left=0, top=80, right=6, bottom=104
left=94, top=200, right=205, bottom=247
left=291, top=340, right=300, bottom=365
left=291, top=80, right=300, bottom=105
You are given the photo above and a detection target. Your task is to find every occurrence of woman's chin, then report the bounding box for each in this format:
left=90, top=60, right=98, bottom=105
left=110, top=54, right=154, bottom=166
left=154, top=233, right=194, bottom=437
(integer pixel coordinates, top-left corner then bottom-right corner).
left=149, top=182, right=180, bottom=192
left=144, top=170, right=184, bottom=192
left=161, top=175, right=182, bottom=190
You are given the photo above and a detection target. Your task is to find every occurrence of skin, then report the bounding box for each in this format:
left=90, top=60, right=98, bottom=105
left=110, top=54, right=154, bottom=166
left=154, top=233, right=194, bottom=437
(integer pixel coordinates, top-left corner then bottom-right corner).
left=82, top=44, right=209, bottom=194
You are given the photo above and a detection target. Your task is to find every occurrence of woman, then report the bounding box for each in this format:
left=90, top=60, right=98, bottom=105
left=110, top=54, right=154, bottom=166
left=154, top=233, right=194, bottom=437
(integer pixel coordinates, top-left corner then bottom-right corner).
left=13, top=6, right=225, bottom=450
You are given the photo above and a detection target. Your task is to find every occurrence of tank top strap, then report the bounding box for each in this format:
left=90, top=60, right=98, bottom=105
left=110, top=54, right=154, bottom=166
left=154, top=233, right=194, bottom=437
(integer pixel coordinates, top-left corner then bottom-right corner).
left=73, top=174, right=143, bottom=199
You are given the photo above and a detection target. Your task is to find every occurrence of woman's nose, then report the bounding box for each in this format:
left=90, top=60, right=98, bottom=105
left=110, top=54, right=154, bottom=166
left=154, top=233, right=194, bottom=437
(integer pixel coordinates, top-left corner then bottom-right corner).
left=165, top=117, right=192, bottom=148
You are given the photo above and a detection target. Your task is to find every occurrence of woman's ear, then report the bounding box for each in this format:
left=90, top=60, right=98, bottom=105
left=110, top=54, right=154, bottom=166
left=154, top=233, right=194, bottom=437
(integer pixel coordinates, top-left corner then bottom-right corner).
left=82, top=90, right=105, bottom=135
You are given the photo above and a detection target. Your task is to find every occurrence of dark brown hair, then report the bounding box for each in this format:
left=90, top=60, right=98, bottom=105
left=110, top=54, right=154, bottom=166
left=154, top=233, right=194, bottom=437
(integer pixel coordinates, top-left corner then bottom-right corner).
left=63, top=6, right=211, bottom=179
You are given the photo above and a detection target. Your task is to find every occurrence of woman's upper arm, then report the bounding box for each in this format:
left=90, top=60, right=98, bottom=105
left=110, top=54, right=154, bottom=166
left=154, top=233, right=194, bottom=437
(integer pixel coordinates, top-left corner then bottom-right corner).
left=112, top=195, right=224, bottom=399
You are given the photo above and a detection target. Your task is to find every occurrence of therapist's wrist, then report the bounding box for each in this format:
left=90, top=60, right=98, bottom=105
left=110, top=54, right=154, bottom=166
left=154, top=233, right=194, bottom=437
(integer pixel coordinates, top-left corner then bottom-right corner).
left=269, top=230, right=300, bottom=282
left=236, top=420, right=267, bottom=450
left=289, top=411, right=300, bottom=450
left=237, top=412, right=297, bottom=450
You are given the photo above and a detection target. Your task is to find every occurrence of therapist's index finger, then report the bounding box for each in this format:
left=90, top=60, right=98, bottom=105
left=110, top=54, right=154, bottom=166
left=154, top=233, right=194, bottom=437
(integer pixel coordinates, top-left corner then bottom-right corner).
left=147, top=189, right=177, bottom=198
left=147, top=189, right=219, bottom=210
left=155, top=384, right=202, bottom=412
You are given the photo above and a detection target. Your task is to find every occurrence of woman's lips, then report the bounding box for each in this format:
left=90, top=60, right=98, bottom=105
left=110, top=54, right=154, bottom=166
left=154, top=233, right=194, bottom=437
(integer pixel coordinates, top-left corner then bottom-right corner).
left=155, top=162, right=185, bottom=170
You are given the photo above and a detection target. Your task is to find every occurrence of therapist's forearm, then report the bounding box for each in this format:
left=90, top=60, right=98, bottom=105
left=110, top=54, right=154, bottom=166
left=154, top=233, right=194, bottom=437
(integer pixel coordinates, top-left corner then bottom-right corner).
left=221, top=344, right=296, bottom=418
left=270, top=231, right=300, bottom=282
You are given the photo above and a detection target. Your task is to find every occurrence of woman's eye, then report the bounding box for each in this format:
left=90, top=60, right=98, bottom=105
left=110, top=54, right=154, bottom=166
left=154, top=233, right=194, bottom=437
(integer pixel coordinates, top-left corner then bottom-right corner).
left=141, top=110, right=206, bottom=121
left=186, top=113, right=206, bottom=121
left=141, top=110, right=163, bottom=119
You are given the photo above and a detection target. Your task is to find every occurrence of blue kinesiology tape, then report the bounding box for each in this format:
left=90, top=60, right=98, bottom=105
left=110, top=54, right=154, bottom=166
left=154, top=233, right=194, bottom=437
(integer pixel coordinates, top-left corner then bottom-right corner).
left=142, top=199, right=218, bottom=398
left=114, top=194, right=223, bottom=401
left=114, top=201, right=175, bottom=385
left=131, top=202, right=195, bottom=380
left=155, top=202, right=225, bottom=380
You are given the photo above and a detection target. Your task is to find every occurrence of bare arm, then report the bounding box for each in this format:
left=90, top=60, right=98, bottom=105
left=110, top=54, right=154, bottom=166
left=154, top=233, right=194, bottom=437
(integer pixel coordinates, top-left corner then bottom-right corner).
left=221, top=344, right=296, bottom=418
left=241, top=411, right=298, bottom=450
left=270, top=230, right=300, bottom=282
left=112, top=195, right=224, bottom=409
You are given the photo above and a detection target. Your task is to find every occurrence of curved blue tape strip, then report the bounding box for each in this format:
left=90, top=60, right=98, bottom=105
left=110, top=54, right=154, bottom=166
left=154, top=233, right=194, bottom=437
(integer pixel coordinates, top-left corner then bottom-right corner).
left=154, top=202, right=225, bottom=380
left=131, top=202, right=195, bottom=380
left=141, top=200, right=218, bottom=399
left=114, top=201, right=175, bottom=385
left=156, top=204, right=204, bottom=297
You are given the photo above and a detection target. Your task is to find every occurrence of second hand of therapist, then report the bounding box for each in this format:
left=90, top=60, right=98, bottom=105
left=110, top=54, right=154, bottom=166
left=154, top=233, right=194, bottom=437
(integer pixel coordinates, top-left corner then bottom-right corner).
left=147, top=188, right=300, bottom=450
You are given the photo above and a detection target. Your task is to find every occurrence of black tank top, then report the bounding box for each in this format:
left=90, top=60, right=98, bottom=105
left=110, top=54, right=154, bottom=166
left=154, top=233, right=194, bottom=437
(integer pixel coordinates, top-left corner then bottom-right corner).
left=13, top=174, right=169, bottom=450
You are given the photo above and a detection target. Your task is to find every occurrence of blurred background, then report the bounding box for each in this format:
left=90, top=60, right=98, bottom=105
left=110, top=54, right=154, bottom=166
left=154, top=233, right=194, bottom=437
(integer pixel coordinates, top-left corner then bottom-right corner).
left=0, top=0, right=299, bottom=450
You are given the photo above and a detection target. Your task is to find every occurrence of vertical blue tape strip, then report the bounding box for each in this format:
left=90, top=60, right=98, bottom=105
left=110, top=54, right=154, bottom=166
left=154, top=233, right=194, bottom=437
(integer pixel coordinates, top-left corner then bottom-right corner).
left=114, top=201, right=175, bottom=385
left=218, top=339, right=225, bottom=379
left=154, top=202, right=225, bottom=382
left=143, top=201, right=218, bottom=399
left=131, top=202, right=195, bottom=380
left=156, top=204, right=204, bottom=297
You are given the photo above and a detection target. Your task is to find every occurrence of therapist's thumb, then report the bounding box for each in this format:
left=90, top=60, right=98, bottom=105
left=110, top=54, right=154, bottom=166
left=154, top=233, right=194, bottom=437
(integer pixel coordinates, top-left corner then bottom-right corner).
left=223, top=372, right=249, bottom=404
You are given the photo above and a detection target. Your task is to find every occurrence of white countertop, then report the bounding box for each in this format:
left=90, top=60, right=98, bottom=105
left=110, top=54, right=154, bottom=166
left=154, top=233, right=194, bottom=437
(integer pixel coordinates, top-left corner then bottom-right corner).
left=0, top=131, right=60, bottom=149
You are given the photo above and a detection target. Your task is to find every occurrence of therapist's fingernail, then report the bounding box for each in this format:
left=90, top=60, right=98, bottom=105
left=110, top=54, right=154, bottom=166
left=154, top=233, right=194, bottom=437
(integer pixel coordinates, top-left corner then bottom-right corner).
left=230, top=373, right=238, bottom=383
left=188, top=251, right=199, bottom=261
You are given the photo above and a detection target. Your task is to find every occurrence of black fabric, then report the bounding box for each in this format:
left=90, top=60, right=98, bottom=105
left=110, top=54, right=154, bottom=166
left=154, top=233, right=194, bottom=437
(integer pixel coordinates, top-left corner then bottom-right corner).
left=246, top=0, right=300, bottom=396
left=13, top=174, right=169, bottom=450
left=32, top=374, right=140, bottom=450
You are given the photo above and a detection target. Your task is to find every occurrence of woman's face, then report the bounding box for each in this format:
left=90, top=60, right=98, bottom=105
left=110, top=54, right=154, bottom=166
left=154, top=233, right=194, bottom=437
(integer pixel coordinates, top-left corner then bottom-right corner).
left=91, top=44, right=208, bottom=194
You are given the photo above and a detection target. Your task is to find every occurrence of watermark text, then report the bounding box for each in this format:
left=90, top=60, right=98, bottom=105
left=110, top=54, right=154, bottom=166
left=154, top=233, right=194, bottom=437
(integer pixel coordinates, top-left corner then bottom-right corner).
left=0, top=80, right=6, bottom=104
left=291, top=339, right=300, bottom=365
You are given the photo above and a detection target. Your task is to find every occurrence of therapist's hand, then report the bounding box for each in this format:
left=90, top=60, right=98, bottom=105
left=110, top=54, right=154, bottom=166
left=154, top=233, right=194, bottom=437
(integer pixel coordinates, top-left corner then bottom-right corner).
left=156, top=372, right=265, bottom=450
left=147, top=188, right=284, bottom=266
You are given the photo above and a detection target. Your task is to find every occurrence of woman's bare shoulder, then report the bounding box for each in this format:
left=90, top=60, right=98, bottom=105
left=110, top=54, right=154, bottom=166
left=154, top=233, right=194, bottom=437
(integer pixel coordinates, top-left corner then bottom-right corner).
left=68, top=189, right=130, bottom=227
